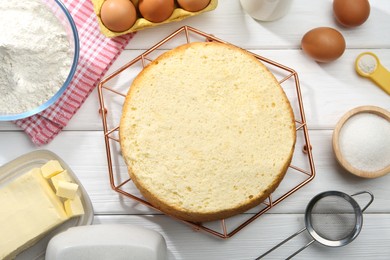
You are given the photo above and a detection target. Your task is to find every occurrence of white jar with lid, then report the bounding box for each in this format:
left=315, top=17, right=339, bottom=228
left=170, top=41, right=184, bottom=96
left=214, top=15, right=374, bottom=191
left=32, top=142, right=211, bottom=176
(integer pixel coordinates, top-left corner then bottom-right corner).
left=240, top=0, right=293, bottom=21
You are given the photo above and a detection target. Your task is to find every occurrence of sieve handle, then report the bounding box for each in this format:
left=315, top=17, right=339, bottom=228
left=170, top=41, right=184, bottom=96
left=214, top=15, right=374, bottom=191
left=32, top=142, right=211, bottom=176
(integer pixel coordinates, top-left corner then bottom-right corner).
left=255, top=228, right=307, bottom=259
left=351, top=191, right=374, bottom=212
left=286, top=239, right=315, bottom=260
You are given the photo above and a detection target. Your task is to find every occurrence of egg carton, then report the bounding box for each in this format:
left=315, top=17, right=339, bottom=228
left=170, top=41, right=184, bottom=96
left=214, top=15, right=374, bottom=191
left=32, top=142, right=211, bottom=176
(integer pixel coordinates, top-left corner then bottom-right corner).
left=91, top=0, right=218, bottom=38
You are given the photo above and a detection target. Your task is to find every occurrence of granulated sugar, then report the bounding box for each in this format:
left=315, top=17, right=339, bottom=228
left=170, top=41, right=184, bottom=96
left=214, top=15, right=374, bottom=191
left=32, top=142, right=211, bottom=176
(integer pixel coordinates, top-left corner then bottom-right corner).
left=339, top=112, right=390, bottom=172
left=0, top=0, right=72, bottom=115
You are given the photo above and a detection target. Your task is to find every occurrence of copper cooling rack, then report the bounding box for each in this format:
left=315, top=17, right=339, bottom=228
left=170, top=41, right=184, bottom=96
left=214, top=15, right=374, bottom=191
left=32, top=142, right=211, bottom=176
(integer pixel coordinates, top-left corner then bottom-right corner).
left=97, top=26, right=315, bottom=239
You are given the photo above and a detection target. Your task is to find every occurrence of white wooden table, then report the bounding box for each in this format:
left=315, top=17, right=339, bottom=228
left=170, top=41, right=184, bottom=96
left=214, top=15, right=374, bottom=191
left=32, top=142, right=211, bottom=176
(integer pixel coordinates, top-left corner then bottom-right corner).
left=1, top=0, right=390, bottom=259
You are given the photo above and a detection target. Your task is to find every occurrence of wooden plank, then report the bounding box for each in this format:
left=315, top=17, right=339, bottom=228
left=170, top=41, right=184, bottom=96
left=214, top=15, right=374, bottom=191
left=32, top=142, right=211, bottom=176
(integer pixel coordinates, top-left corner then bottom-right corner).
left=1, top=54, right=389, bottom=132
left=125, top=0, right=390, bottom=50
left=94, top=213, right=390, bottom=260
left=63, top=48, right=390, bottom=131
left=0, top=1, right=389, bottom=259
left=1, top=130, right=389, bottom=215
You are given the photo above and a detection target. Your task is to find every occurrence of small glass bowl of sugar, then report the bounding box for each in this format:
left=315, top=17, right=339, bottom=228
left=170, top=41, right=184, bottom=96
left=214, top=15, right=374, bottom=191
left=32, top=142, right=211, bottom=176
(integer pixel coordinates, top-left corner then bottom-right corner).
left=333, top=106, right=390, bottom=178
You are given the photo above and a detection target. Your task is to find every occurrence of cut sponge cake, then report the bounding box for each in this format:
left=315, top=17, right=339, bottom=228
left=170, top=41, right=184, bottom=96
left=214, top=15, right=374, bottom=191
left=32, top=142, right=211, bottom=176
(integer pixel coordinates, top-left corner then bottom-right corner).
left=119, top=42, right=296, bottom=222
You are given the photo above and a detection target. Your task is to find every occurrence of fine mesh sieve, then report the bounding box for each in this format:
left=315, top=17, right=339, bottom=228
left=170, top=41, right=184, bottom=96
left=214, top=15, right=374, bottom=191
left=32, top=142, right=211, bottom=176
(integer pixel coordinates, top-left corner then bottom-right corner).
left=256, top=190, right=374, bottom=259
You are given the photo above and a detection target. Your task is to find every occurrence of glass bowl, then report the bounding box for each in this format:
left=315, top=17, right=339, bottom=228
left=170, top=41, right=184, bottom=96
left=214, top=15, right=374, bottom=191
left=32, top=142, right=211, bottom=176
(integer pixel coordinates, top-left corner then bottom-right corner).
left=0, top=0, right=79, bottom=121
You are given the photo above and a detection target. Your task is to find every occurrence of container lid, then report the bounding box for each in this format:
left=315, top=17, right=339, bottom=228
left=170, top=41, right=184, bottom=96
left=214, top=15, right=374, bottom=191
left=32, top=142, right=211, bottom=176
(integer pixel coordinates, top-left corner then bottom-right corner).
left=45, top=224, right=167, bottom=260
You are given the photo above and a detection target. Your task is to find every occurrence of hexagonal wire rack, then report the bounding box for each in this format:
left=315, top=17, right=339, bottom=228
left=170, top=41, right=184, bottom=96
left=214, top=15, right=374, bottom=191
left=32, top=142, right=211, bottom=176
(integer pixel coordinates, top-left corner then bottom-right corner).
left=97, top=26, right=315, bottom=239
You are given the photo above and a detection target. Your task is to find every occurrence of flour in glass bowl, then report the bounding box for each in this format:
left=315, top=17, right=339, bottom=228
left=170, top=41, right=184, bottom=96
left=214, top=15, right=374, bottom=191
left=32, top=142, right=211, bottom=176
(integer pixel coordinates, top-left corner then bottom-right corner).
left=0, top=0, right=73, bottom=115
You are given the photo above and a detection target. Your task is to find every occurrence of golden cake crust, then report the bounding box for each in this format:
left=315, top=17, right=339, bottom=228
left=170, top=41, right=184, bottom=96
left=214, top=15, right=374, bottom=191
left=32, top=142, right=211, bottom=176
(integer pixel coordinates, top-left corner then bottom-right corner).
left=120, top=42, right=296, bottom=222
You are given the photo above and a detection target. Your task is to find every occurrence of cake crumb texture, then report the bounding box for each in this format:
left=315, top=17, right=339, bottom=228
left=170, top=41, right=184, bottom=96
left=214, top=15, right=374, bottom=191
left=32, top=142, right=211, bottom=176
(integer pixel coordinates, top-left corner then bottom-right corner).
left=120, top=42, right=296, bottom=222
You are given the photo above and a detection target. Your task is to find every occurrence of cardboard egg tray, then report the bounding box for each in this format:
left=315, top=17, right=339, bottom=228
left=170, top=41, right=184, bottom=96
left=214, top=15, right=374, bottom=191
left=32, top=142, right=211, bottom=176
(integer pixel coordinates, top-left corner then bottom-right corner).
left=91, top=0, right=218, bottom=38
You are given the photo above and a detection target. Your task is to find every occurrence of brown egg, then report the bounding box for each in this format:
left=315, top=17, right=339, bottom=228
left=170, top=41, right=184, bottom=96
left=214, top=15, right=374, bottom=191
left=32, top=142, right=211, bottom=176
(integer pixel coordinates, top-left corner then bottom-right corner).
left=100, top=0, right=137, bottom=32
left=138, top=0, right=175, bottom=23
left=333, top=0, right=370, bottom=27
left=177, top=0, right=211, bottom=12
left=301, top=27, right=346, bottom=63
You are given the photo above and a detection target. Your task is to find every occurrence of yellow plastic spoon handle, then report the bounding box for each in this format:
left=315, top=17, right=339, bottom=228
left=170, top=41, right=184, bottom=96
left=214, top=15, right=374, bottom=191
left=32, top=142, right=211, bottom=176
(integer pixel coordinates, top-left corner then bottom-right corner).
left=369, top=63, right=390, bottom=95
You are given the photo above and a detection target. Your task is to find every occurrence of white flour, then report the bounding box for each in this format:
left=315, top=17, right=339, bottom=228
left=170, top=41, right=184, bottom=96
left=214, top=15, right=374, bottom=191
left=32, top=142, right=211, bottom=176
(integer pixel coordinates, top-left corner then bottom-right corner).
left=0, top=0, right=73, bottom=115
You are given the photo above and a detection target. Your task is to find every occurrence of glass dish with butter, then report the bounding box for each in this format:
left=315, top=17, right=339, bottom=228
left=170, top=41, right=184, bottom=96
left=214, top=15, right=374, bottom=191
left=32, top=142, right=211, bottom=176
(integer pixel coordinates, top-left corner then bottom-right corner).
left=0, top=150, right=93, bottom=260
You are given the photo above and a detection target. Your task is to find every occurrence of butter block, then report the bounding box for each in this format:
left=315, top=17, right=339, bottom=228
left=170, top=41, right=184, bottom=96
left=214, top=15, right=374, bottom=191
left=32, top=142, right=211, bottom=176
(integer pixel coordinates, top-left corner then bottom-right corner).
left=56, top=181, right=78, bottom=199
left=51, top=170, right=72, bottom=191
left=64, top=195, right=85, bottom=217
left=41, top=160, right=64, bottom=179
left=0, top=168, right=69, bottom=260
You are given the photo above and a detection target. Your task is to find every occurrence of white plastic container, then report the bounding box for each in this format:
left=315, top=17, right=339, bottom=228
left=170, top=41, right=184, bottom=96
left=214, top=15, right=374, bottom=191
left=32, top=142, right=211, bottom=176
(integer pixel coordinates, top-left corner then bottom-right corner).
left=240, top=0, right=293, bottom=21
left=0, top=150, right=93, bottom=260
left=45, top=224, right=167, bottom=260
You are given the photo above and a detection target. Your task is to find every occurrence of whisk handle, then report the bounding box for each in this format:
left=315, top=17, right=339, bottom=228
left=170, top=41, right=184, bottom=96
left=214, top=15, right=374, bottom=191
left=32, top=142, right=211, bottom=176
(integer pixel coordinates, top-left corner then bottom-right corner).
left=255, top=228, right=306, bottom=259
left=351, top=191, right=374, bottom=212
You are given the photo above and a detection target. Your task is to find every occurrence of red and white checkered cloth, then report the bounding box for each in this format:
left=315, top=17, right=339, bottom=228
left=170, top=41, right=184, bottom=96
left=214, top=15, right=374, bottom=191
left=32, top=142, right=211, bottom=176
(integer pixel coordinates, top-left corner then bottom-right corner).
left=15, top=0, right=135, bottom=145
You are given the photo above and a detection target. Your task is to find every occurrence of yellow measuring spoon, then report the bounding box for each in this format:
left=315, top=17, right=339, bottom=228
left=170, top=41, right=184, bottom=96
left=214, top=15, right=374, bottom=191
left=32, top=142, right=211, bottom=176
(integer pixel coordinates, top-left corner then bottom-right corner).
left=355, top=52, right=390, bottom=95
